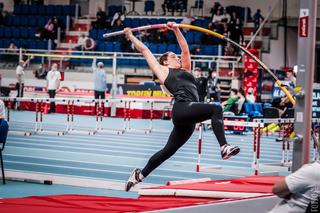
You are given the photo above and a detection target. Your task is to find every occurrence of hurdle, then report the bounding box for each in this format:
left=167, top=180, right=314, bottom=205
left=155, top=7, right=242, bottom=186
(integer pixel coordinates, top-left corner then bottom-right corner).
left=196, top=119, right=264, bottom=175
left=94, top=99, right=126, bottom=134
left=33, top=99, right=65, bottom=136
left=253, top=118, right=320, bottom=172
left=3, top=98, right=32, bottom=136
left=123, top=99, right=153, bottom=134
left=255, top=118, right=294, bottom=162
left=65, top=99, right=96, bottom=135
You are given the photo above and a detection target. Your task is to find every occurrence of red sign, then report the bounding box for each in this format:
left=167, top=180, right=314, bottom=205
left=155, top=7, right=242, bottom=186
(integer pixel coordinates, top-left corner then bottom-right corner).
left=299, top=9, right=309, bottom=37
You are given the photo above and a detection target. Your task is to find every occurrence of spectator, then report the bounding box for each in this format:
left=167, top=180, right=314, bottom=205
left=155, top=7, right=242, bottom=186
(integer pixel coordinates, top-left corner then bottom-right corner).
left=52, top=17, right=65, bottom=41
left=222, top=88, right=238, bottom=113
left=4, top=40, right=18, bottom=67
left=33, top=64, right=47, bottom=79
left=253, top=9, right=264, bottom=33
left=74, top=34, right=87, bottom=51
left=206, top=70, right=221, bottom=102
left=212, top=9, right=224, bottom=34
left=83, top=37, right=96, bottom=51
left=270, top=155, right=320, bottom=213
left=272, top=87, right=294, bottom=117
left=286, top=69, right=296, bottom=89
left=40, top=18, right=55, bottom=40
left=14, top=56, right=32, bottom=110
left=95, top=7, right=106, bottom=29
left=236, top=88, right=246, bottom=114
left=191, top=45, right=202, bottom=55
left=221, top=8, right=231, bottom=23
left=120, top=35, right=135, bottom=53
left=46, top=63, right=61, bottom=113
left=229, top=11, right=244, bottom=53
left=92, top=58, right=107, bottom=115
left=210, top=2, right=222, bottom=19
left=111, top=11, right=125, bottom=29
left=194, top=67, right=207, bottom=102
left=246, top=87, right=256, bottom=103
left=149, top=28, right=167, bottom=44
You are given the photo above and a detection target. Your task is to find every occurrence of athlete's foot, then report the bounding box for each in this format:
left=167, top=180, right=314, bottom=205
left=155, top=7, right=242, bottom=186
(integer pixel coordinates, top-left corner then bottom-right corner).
left=221, top=144, right=240, bottom=160
left=125, top=168, right=143, bottom=191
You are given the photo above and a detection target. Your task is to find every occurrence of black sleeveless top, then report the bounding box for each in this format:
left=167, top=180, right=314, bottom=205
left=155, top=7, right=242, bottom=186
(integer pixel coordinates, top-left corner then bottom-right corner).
left=164, top=68, right=199, bottom=102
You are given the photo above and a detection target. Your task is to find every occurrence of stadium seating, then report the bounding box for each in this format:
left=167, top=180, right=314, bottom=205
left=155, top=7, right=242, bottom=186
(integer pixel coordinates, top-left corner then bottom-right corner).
left=14, top=4, right=77, bottom=16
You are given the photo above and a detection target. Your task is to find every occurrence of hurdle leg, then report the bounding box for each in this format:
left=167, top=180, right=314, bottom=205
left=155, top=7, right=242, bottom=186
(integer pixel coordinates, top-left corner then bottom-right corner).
left=196, top=123, right=203, bottom=172
left=256, top=124, right=261, bottom=175
left=281, top=123, right=286, bottom=164
left=286, top=123, right=291, bottom=163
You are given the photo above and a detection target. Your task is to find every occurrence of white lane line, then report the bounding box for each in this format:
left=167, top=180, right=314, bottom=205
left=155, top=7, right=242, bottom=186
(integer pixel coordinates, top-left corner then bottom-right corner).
left=7, top=141, right=280, bottom=163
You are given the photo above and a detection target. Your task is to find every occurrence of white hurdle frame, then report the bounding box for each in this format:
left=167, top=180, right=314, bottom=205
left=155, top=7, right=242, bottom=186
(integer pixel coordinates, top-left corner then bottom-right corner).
left=5, top=99, right=33, bottom=136
left=197, top=120, right=264, bottom=175
left=34, top=99, right=65, bottom=136
left=94, top=99, right=126, bottom=134
left=65, top=99, right=96, bottom=135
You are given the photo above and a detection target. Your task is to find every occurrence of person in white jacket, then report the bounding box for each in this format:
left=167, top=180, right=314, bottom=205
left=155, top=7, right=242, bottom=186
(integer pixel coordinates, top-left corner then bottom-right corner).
left=46, top=63, right=61, bottom=113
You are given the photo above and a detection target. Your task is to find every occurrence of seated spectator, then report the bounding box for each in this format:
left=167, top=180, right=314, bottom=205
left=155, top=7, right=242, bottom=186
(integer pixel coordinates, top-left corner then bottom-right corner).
left=212, top=9, right=224, bottom=34
left=74, top=34, right=87, bottom=50
left=4, top=40, right=18, bottom=67
left=246, top=87, right=256, bottom=103
left=191, top=45, right=201, bottom=55
left=149, top=28, right=167, bottom=44
left=33, top=64, right=48, bottom=79
left=139, top=30, right=152, bottom=44
left=206, top=70, right=221, bottom=102
left=74, top=35, right=95, bottom=51
left=272, top=89, right=294, bottom=117
left=210, top=2, right=222, bottom=19
left=120, top=35, right=135, bottom=53
left=83, top=37, right=96, bottom=51
left=222, top=88, right=238, bottom=113
left=111, top=12, right=125, bottom=29
left=270, top=154, right=320, bottom=213
left=221, top=8, right=231, bottom=23
left=236, top=88, right=246, bottom=114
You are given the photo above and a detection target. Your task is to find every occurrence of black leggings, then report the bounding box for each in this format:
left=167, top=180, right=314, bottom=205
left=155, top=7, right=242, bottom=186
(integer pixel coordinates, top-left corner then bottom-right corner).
left=141, top=102, right=227, bottom=177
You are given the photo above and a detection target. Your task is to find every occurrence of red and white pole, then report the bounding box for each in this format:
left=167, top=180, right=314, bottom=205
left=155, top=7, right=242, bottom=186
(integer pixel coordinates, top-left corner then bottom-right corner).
left=255, top=124, right=261, bottom=175
left=196, top=123, right=203, bottom=172
left=35, top=100, right=39, bottom=131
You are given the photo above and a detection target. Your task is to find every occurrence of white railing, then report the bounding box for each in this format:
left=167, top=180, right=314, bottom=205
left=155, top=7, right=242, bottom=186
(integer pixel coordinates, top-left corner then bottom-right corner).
left=0, top=48, right=242, bottom=71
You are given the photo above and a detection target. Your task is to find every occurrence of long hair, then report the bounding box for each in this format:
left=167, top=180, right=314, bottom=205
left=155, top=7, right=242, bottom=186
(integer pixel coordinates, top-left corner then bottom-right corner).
left=159, top=51, right=171, bottom=65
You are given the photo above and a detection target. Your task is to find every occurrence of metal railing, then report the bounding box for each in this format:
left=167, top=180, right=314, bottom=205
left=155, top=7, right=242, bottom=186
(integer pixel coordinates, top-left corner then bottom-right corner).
left=0, top=48, right=242, bottom=71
